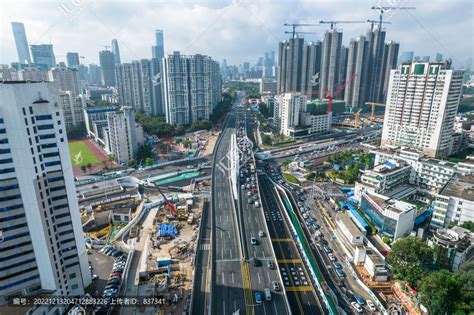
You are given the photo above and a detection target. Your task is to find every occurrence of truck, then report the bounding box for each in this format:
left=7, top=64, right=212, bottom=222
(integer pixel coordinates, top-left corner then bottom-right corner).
left=250, top=164, right=255, bottom=174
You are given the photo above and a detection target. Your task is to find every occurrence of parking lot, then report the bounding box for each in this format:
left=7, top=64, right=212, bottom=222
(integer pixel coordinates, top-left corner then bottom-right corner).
left=88, top=250, right=115, bottom=296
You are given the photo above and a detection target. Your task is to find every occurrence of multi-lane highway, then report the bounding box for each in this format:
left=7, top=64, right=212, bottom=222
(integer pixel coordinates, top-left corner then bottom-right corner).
left=258, top=175, right=324, bottom=314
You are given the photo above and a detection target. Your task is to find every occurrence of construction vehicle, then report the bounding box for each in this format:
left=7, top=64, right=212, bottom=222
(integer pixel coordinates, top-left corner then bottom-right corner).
left=154, top=185, right=177, bottom=217
left=324, top=74, right=357, bottom=112
left=319, top=20, right=365, bottom=30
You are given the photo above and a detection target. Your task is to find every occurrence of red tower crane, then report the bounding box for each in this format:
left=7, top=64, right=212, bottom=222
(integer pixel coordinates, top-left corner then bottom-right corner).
left=324, top=74, right=357, bottom=112
left=155, top=185, right=177, bottom=216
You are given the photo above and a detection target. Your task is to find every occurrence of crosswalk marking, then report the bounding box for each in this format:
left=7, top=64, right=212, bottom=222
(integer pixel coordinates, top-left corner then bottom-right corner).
left=200, top=244, right=210, bottom=250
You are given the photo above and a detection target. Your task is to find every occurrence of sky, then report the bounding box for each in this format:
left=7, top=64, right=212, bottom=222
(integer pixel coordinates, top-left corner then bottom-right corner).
left=0, top=0, right=473, bottom=68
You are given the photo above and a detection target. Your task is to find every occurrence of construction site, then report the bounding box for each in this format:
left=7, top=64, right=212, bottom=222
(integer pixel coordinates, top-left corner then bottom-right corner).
left=131, top=179, right=210, bottom=314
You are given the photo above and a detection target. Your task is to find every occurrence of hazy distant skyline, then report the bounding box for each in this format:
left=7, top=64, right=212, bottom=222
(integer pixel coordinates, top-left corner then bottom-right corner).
left=0, top=0, right=472, bottom=68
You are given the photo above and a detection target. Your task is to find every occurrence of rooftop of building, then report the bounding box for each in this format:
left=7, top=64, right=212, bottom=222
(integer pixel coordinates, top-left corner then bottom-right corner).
left=0, top=80, right=44, bottom=84
left=337, top=212, right=363, bottom=238
left=440, top=174, right=474, bottom=202
left=370, top=160, right=410, bottom=174
left=365, top=192, right=417, bottom=214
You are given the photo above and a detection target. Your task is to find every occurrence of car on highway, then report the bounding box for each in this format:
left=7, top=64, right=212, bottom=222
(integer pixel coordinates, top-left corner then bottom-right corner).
left=367, top=300, right=377, bottom=311
left=267, top=260, right=274, bottom=269
left=354, top=294, right=365, bottom=305
left=258, top=230, right=265, bottom=237
left=251, top=237, right=258, bottom=245
left=351, top=301, right=363, bottom=313
left=100, top=246, right=111, bottom=253
left=335, top=268, right=345, bottom=278
left=255, top=292, right=263, bottom=304
left=328, top=253, right=336, bottom=261
left=312, top=223, right=320, bottom=230
left=323, top=245, right=332, bottom=253
left=253, top=257, right=260, bottom=266
left=272, top=281, right=281, bottom=291
left=264, top=288, right=272, bottom=301
left=332, top=261, right=342, bottom=269
left=254, top=201, right=260, bottom=207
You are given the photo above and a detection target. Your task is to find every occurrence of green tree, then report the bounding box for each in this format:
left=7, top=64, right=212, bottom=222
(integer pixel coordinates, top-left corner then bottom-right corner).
left=281, top=160, right=291, bottom=168
left=127, top=159, right=136, bottom=167
left=66, top=122, right=87, bottom=140
left=86, top=162, right=92, bottom=170
left=261, top=134, right=272, bottom=145
left=388, top=237, right=434, bottom=285
left=454, top=261, right=474, bottom=313
left=145, top=158, right=154, bottom=166
left=304, top=172, right=316, bottom=181
left=136, top=145, right=154, bottom=162
left=459, top=221, right=474, bottom=232
left=80, top=165, right=87, bottom=173
left=418, top=270, right=461, bottom=315
left=258, top=102, right=271, bottom=117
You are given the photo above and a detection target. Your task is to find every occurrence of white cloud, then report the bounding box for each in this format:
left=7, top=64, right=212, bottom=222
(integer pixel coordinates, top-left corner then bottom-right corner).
left=0, top=0, right=472, bottom=67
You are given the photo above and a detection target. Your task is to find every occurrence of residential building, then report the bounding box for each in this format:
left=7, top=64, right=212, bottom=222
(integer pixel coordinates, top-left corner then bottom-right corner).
left=354, top=160, right=412, bottom=201
left=279, top=92, right=306, bottom=136
left=99, top=50, right=116, bottom=86
left=277, top=37, right=305, bottom=94
left=381, top=61, right=464, bottom=158
left=11, top=22, right=32, bottom=64
left=278, top=92, right=331, bottom=138
left=259, top=78, right=277, bottom=95
left=365, top=26, right=387, bottom=103
left=0, top=81, right=91, bottom=307
left=431, top=174, right=474, bottom=229
left=344, top=35, right=370, bottom=108
left=48, top=62, right=80, bottom=96
left=105, top=107, right=144, bottom=163
left=116, top=59, right=164, bottom=116
left=301, top=41, right=322, bottom=100
left=429, top=226, right=473, bottom=270
left=152, top=30, right=165, bottom=60
left=381, top=41, right=400, bottom=102
left=30, top=44, right=56, bottom=70
left=59, top=91, right=85, bottom=128
left=320, top=29, right=343, bottom=98
left=161, top=52, right=221, bottom=125
left=360, top=192, right=417, bottom=239
left=88, top=64, right=102, bottom=85
left=83, top=106, right=117, bottom=142
left=66, top=52, right=80, bottom=70
left=111, top=39, right=121, bottom=65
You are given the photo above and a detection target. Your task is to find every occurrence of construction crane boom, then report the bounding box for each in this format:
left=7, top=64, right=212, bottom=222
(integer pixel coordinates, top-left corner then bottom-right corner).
left=365, top=101, right=386, bottom=118
left=283, top=23, right=319, bottom=38
left=324, top=74, right=357, bottom=112
left=153, top=185, right=177, bottom=216
left=367, top=19, right=391, bottom=31
left=319, top=20, right=366, bottom=30
left=371, top=6, right=416, bottom=30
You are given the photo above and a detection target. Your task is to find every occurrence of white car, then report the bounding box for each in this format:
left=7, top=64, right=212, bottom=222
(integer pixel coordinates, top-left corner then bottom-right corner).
left=351, top=301, right=363, bottom=313
left=367, top=300, right=376, bottom=311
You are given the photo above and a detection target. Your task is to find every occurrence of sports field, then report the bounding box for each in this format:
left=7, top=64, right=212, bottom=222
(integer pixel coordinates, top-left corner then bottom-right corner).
left=68, top=140, right=103, bottom=168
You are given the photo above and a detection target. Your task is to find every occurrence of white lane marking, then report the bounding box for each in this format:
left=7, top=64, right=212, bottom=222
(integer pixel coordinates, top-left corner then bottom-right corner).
left=257, top=272, right=261, bottom=284
left=229, top=248, right=233, bottom=258
left=273, top=300, right=279, bottom=315
left=267, top=272, right=271, bottom=283
left=255, top=216, right=258, bottom=224
left=254, top=250, right=257, bottom=258
left=232, top=272, right=235, bottom=284
left=227, top=215, right=229, bottom=222
left=221, top=249, right=224, bottom=260
left=222, top=272, right=225, bottom=285
left=223, top=300, right=226, bottom=315
left=219, top=216, right=222, bottom=223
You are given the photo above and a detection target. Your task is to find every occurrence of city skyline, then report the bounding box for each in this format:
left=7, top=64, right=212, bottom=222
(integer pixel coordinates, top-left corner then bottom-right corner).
left=0, top=0, right=472, bottom=68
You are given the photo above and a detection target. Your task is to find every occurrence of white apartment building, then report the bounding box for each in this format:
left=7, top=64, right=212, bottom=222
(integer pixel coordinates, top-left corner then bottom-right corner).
left=0, top=81, right=91, bottom=307
left=354, top=160, right=412, bottom=201
left=279, top=93, right=306, bottom=136
left=278, top=92, right=331, bottom=138
left=59, top=91, right=85, bottom=128
left=381, top=61, right=464, bottom=158
left=83, top=106, right=117, bottom=142
left=105, top=107, right=144, bottom=164
left=162, top=52, right=221, bottom=125
left=431, top=174, right=474, bottom=229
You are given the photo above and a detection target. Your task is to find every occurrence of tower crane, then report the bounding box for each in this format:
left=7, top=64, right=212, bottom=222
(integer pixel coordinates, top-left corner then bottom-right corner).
left=367, top=19, right=391, bottom=31
left=283, top=23, right=319, bottom=38
left=319, top=20, right=365, bottom=30
left=365, top=102, right=386, bottom=120
left=324, top=74, right=357, bottom=113
left=371, top=6, right=416, bottom=30
left=284, top=31, right=315, bottom=36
